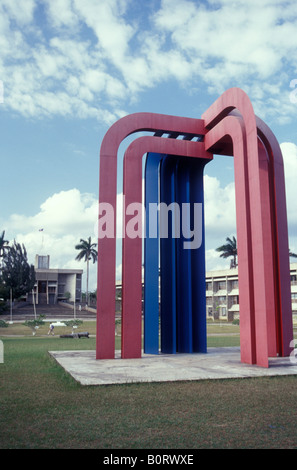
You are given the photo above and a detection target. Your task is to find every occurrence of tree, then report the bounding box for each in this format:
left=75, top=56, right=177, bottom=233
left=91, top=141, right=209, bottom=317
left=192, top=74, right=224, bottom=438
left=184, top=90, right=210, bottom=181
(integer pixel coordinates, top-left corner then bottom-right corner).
left=23, top=315, right=45, bottom=336
left=75, top=237, right=97, bottom=305
left=217, top=237, right=295, bottom=269
left=216, top=236, right=237, bottom=268
left=1, top=240, right=35, bottom=300
left=64, top=319, right=83, bottom=334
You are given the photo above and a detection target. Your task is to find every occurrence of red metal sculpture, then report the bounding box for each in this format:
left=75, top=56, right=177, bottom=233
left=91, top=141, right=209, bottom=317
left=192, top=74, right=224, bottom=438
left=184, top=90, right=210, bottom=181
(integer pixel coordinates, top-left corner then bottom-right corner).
left=96, top=87, right=293, bottom=367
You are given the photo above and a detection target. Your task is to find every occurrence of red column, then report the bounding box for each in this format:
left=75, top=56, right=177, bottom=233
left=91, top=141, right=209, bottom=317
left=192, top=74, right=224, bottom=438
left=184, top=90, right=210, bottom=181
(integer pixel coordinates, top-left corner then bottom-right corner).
left=204, top=115, right=256, bottom=364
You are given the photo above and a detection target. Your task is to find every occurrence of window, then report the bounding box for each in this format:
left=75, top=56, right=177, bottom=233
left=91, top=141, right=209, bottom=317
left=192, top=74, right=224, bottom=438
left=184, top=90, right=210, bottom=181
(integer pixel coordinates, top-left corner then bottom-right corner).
left=38, top=256, right=49, bottom=269
left=230, top=279, right=238, bottom=289
left=38, top=281, right=47, bottom=294
left=230, top=295, right=239, bottom=305
left=58, top=285, right=65, bottom=295
left=217, top=281, right=226, bottom=290
left=221, top=307, right=227, bottom=316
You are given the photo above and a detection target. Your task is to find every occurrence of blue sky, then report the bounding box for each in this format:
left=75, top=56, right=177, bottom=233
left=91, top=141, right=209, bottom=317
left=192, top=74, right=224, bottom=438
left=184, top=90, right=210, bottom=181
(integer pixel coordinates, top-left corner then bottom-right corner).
left=1, top=0, right=297, bottom=290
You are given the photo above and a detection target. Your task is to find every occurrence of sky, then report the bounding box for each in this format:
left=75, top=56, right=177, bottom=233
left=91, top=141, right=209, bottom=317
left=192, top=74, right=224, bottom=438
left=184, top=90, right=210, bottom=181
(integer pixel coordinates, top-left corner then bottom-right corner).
left=1, top=0, right=297, bottom=292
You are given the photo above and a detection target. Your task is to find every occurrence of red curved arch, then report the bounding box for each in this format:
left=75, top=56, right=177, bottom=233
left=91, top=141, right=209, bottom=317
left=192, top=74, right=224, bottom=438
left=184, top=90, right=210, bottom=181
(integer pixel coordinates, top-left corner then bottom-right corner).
left=203, top=88, right=293, bottom=366
left=97, top=114, right=206, bottom=359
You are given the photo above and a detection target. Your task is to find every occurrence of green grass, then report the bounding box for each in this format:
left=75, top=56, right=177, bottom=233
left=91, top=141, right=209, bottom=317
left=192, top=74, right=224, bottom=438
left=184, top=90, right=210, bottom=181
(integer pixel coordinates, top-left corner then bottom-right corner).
left=0, top=320, right=98, bottom=337
left=0, top=320, right=240, bottom=337
left=0, top=324, right=297, bottom=449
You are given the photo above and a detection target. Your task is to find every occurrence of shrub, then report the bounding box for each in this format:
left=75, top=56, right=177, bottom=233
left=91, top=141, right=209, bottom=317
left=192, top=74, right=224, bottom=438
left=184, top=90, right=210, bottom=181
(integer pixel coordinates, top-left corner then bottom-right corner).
left=64, top=319, right=83, bottom=333
left=22, top=315, right=46, bottom=336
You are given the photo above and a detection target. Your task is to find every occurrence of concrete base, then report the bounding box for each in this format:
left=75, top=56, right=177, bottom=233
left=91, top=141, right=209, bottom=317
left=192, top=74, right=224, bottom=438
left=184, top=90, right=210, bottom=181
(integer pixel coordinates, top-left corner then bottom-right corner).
left=49, top=347, right=297, bottom=386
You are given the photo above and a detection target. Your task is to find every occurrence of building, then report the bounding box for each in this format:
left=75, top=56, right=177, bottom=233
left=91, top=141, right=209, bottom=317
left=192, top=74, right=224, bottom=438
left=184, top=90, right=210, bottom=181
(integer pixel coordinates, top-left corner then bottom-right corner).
left=206, top=266, right=239, bottom=321
left=206, top=263, right=297, bottom=323
left=115, top=263, right=297, bottom=323
left=28, top=255, right=83, bottom=305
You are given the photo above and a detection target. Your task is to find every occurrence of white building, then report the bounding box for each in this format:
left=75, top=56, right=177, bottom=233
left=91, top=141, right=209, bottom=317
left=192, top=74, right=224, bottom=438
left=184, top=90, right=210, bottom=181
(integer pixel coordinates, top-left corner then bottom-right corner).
left=28, top=255, right=83, bottom=305
left=206, top=263, right=297, bottom=323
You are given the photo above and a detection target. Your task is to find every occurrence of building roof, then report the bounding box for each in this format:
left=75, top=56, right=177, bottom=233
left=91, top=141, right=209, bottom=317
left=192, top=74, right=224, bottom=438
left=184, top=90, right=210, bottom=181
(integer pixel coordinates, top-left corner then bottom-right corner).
left=35, top=268, right=83, bottom=274
left=207, top=263, right=297, bottom=277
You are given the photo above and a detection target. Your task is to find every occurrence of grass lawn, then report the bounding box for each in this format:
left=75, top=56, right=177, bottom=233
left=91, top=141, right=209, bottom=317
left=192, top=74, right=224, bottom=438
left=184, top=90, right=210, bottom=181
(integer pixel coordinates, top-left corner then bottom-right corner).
left=0, top=320, right=98, bottom=337
left=0, top=322, right=297, bottom=449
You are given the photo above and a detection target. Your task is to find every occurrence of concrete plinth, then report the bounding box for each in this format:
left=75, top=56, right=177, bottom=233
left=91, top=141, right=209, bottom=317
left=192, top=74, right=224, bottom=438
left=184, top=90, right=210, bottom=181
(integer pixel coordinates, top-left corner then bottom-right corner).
left=49, top=347, right=297, bottom=386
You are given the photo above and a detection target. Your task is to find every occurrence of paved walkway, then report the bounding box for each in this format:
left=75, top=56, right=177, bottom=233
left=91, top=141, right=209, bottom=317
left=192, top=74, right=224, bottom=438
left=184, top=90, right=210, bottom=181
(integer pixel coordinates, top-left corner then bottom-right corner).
left=49, top=347, right=297, bottom=386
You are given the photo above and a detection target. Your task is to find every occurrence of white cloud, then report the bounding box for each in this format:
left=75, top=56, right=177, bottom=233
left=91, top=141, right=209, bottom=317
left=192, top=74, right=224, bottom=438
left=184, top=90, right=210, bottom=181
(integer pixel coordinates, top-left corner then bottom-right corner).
left=0, top=1, right=129, bottom=123
left=149, top=0, right=297, bottom=121
left=5, top=189, right=99, bottom=290
left=203, top=174, right=236, bottom=270
left=1, top=0, right=297, bottom=123
left=43, top=0, right=79, bottom=29
left=280, top=142, right=297, bottom=253
left=203, top=141, right=297, bottom=269
left=204, top=176, right=236, bottom=236
left=1, top=0, right=36, bottom=25
left=73, top=0, right=135, bottom=62
left=153, top=0, right=297, bottom=77
left=205, top=248, right=230, bottom=272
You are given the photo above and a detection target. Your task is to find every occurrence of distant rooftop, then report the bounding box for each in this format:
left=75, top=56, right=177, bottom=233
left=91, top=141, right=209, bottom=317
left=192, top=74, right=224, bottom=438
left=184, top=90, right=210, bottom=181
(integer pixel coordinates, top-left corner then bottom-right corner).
left=35, top=254, right=83, bottom=274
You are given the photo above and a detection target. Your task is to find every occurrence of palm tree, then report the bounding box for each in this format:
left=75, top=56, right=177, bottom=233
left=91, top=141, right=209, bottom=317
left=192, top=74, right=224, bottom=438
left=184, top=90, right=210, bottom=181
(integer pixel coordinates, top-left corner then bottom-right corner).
left=217, top=237, right=296, bottom=269
left=0, top=230, right=9, bottom=257
left=75, top=237, right=98, bottom=305
left=216, top=236, right=237, bottom=268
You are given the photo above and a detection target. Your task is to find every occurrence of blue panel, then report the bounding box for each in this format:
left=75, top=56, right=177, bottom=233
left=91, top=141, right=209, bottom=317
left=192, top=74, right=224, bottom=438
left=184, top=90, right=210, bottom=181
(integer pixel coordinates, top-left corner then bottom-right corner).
left=175, top=158, right=193, bottom=353
left=144, top=153, right=162, bottom=354
left=160, top=156, right=178, bottom=354
left=144, top=149, right=210, bottom=357
left=189, top=158, right=208, bottom=353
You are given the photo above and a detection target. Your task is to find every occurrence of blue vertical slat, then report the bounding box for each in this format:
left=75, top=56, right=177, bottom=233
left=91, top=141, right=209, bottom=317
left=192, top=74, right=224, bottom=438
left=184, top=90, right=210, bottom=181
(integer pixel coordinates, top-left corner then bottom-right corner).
left=144, top=152, right=162, bottom=354
left=190, top=158, right=208, bottom=353
left=160, top=156, right=178, bottom=354
left=176, top=158, right=193, bottom=353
